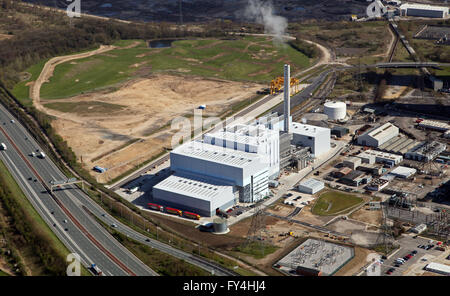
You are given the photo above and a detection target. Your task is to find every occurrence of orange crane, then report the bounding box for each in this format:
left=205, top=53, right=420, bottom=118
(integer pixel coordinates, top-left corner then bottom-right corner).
left=270, top=77, right=300, bottom=95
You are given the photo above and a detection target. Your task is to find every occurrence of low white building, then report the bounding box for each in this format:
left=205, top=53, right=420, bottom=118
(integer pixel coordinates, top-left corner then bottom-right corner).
left=411, top=223, right=427, bottom=234
left=418, top=120, right=450, bottom=132
left=390, top=166, right=417, bottom=178
left=400, top=3, right=449, bottom=18
left=291, top=122, right=331, bottom=157
left=357, top=150, right=403, bottom=166
left=357, top=123, right=399, bottom=148
left=425, top=262, right=450, bottom=276
left=298, top=178, right=324, bottom=194
left=343, top=157, right=362, bottom=170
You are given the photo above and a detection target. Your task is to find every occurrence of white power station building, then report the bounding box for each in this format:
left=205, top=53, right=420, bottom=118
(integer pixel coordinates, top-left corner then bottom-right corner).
left=324, top=101, right=347, bottom=121
left=400, top=3, right=449, bottom=18
left=357, top=122, right=399, bottom=147
left=151, top=64, right=333, bottom=217
left=291, top=122, right=331, bottom=157
left=203, top=123, right=280, bottom=178
left=169, top=141, right=269, bottom=204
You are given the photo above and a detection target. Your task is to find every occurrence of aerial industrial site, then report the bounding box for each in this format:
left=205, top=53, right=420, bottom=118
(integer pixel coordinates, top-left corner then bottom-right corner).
left=0, top=0, right=449, bottom=282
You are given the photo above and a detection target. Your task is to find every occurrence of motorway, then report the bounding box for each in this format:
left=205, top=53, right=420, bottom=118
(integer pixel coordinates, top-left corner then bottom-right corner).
left=0, top=103, right=237, bottom=276
left=0, top=105, right=157, bottom=276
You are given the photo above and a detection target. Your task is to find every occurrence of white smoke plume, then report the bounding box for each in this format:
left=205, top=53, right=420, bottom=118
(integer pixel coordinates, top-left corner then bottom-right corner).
left=244, top=0, right=288, bottom=43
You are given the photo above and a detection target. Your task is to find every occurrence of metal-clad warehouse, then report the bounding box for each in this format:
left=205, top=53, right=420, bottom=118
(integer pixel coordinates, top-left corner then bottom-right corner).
left=153, top=173, right=235, bottom=217
left=400, top=4, right=449, bottom=18
left=170, top=141, right=269, bottom=203
left=298, top=178, right=324, bottom=194
left=357, top=123, right=399, bottom=147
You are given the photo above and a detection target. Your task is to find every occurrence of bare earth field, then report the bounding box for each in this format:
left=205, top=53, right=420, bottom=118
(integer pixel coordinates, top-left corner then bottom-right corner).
left=49, top=74, right=263, bottom=182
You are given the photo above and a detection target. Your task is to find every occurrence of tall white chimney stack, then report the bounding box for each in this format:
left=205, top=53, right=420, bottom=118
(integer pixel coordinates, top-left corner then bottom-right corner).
left=283, top=64, right=290, bottom=133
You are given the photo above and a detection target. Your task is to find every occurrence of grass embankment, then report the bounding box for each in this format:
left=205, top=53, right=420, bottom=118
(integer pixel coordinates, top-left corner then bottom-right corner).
left=38, top=36, right=310, bottom=100
left=11, top=58, right=49, bottom=107
left=0, top=159, right=89, bottom=275
left=233, top=241, right=278, bottom=259
left=103, top=224, right=210, bottom=276
left=312, top=191, right=364, bottom=216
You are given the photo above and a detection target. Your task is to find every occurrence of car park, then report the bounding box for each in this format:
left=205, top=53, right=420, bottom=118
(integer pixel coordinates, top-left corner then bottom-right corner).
left=386, top=268, right=395, bottom=275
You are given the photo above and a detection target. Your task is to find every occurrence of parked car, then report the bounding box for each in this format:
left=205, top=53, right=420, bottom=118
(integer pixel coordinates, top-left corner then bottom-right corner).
left=412, top=250, right=417, bottom=255
left=386, top=268, right=395, bottom=275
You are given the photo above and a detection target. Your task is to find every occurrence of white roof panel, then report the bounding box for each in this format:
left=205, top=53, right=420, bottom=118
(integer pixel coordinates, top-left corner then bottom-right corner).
left=291, top=122, right=330, bottom=137
left=153, top=173, right=232, bottom=202
left=172, top=141, right=260, bottom=168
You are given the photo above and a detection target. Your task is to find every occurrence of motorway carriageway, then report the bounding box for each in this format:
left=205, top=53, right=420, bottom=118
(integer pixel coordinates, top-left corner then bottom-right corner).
left=0, top=104, right=237, bottom=276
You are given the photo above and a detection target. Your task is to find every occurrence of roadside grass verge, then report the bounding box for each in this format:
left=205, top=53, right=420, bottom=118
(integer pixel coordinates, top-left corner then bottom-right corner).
left=92, top=216, right=209, bottom=276
left=233, top=241, right=278, bottom=259
left=0, top=159, right=89, bottom=275
left=312, top=191, right=364, bottom=216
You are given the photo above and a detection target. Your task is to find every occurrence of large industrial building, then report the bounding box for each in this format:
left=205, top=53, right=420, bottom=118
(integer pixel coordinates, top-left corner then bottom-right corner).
left=400, top=3, right=449, bottom=18
left=151, top=64, right=332, bottom=217
left=153, top=173, right=235, bottom=217
left=357, top=122, right=399, bottom=147
left=405, top=141, right=447, bottom=162
left=170, top=141, right=269, bottom=204
left=203, top=124, right=280, bottom=178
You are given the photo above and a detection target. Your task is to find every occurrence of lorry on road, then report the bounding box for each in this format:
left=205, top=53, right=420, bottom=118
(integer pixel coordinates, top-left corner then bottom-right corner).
left=0, top=143, right=6, bottom=150
left=128, top=186, right=139, bottom=194
left=90, top=264, right=103, bottom=276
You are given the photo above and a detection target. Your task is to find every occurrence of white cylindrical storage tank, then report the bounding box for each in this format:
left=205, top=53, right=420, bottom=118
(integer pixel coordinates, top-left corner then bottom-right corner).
left=213, top=218, right=228, bottom=233
left=324, top=101, right=346, bottom=120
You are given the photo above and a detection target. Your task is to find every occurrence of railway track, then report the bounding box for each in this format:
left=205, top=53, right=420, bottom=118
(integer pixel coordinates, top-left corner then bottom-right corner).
left=291, top=71, right=337, bottom=121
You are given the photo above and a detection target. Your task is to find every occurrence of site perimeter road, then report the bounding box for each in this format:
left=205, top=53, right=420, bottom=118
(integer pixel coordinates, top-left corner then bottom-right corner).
left=0, top=104, right=158, bottom=276
left=30, top=44, right=116, bottom=123
left=0, top=103, right=238, bottom=276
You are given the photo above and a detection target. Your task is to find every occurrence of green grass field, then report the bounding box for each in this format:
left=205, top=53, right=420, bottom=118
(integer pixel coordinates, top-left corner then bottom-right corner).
left=11, top=58, right=49, bottom=106
left=37, top=37, right=311, bottom=100
left=0, top=269, right=9, bottom=276
left=312, top=191, right=364, bottom=216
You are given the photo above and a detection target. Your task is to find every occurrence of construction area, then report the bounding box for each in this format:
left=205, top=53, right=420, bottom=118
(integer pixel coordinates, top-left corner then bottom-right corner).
left=50, top=74, right=263, bottom=183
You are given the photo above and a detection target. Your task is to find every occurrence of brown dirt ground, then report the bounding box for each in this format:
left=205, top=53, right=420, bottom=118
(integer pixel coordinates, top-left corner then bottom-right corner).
left=48, top=74, right=263, bottom=182
left=350, top=206, right=382, bottom=226
left=334, top=246, right=374, bottom=276
left=293, top=204, right=333, bottom=226
left=144, top=211, right=245, bottom=249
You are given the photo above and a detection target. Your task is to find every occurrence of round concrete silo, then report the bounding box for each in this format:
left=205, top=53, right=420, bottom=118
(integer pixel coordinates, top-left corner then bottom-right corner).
left=213, top=218, right=228, bottom=234
left=324, top=101, right=347, bottom=120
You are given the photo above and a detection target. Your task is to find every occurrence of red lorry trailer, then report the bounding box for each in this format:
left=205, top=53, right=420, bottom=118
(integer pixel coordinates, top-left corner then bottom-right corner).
left=183, top=211, right=201, bottom=220
left=165, top=207, right=182, bottom=216
left=147, top=203, right=164, bottom=211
